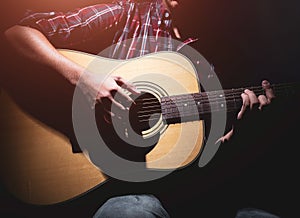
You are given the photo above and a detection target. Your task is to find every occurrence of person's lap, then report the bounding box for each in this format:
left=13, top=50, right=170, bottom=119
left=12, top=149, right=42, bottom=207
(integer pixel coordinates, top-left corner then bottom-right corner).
left=93, top=194, right=280, bottom=218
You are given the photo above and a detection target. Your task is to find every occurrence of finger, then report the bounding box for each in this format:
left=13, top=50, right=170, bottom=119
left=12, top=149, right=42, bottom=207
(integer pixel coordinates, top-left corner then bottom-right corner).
left=103, top=109, right=115, bottom=124
left=262, top=80, right=275, bottom=103
left=215, top=128, right=234, bottom=144
left=244, top=89, right=259, bottom=109
left=114, top=87, right=137, bottom=107
left=114, top=77, right=141, bottom=95
left=173, top=26, right=181, bottom=39
left=170, top=0, right=179, bottom=8
left=258, top=95, right=269, bottom=110
left=237, top=93, right=250, bottom=120
left=169, top=0, right=179, bottom=8
left=108, top=95, right=126, bottom=111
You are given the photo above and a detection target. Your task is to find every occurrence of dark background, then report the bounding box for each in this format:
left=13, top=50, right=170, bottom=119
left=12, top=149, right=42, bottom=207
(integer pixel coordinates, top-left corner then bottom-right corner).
left=0, top=0, right=299, bottom=217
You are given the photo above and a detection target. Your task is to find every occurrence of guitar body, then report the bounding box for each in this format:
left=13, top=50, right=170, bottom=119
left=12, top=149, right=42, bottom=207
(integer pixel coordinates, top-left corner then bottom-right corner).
left=0, top=50, right=204, bottom=205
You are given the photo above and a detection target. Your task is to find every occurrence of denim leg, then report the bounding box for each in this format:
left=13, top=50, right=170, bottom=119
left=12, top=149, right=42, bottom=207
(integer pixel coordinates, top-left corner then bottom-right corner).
left=93, top=194, right=170, bottom=218
left=235, top=208, right=280, bottom=218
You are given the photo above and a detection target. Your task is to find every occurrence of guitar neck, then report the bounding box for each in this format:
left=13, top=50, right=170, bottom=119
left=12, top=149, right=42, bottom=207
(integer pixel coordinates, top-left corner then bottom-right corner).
left=161, top=82, right=300, bottom=124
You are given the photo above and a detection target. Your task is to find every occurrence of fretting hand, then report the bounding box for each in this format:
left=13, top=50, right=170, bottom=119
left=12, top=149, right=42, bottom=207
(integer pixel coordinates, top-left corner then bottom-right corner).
left=216, top=80, right=275, bottom=143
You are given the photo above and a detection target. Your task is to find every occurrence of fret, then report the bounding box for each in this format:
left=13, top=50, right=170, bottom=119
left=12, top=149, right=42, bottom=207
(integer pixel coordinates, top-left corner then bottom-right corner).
left=232, top=89, right=237, bottom=111
left=160, top=82, right=299, bottom=124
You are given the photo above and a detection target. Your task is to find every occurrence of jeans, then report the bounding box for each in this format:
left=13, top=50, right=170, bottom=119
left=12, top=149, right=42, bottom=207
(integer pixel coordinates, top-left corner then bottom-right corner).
left=93, top=194, right=170, bottom=218
left=93, top=194, right=280, bottom=218
left=235, top=208, right=280, bottom=218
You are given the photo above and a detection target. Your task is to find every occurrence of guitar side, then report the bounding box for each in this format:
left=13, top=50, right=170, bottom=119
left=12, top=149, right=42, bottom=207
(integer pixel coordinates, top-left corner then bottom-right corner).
left=0, top=50, right=204, bottom=205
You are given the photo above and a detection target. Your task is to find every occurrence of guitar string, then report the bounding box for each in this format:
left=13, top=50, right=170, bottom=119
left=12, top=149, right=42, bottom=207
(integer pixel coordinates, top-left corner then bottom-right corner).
left=136, top=85, right=297, bottom=123
left=107, top=83, right=297, bottom=123
left=136, top=84, right=295, bottom=115
left=134, top=84, right=297, bottom=118
left=133, top=83, right=296, bottom=112
left=137, top=107, right=250, bottom=123
left=136, top=83, right=297, bottom=107
left=137, top=99, right=244, bottom=122
left=137, top=94, right=278, bottom=123
left=134, top=84, right=298, bottom=123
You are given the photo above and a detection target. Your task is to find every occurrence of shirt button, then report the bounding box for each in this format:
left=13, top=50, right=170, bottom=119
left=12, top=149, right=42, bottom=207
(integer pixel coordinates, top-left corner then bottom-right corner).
left=164, top=12, right=169, bottom=18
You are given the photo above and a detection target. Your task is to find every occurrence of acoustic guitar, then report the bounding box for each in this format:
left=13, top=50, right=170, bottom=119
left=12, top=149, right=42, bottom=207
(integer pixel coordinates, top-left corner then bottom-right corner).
left=0, top=50, right=297, bottom=208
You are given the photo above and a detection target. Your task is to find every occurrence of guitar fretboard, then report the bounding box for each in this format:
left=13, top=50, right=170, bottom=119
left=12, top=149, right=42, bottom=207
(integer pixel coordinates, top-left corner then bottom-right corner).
left=160, top=82, right=299, bottom=124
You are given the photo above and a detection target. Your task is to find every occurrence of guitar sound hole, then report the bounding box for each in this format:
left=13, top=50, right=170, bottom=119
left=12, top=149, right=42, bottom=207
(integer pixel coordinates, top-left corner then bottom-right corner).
left=129, top=92, right=162, bottom=134
left=94, top=92, right=162, bottom=162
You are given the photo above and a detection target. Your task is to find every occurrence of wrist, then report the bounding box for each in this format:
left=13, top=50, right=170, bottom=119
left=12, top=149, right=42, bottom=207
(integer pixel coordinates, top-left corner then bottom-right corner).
left=55, top=60, right=85, bottom=86
left=68, top=66, right=84, bottom=86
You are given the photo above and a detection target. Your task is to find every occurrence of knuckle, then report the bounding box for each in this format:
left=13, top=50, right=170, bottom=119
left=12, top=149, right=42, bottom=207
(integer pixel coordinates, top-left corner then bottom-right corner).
left=244, top=89, right=251, bottom=93
left=110, top=86, right=119, bottom=92
left=241, top=93, right=248, bottom=99
left=102, top=92, right=111, bottom=98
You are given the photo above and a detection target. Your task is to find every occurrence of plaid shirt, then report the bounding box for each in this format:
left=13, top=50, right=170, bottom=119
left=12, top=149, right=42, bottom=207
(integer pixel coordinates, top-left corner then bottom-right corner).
left=20, top=0, right=196, bottom=59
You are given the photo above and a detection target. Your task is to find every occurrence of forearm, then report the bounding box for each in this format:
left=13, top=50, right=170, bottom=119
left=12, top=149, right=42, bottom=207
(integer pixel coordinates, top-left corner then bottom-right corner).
left=4, top=25, right=84, bottom=85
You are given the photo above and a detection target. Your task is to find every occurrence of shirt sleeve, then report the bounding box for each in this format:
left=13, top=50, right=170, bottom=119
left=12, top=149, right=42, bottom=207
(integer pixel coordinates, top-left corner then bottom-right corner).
left=19, top=4, right=124, bottom=46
